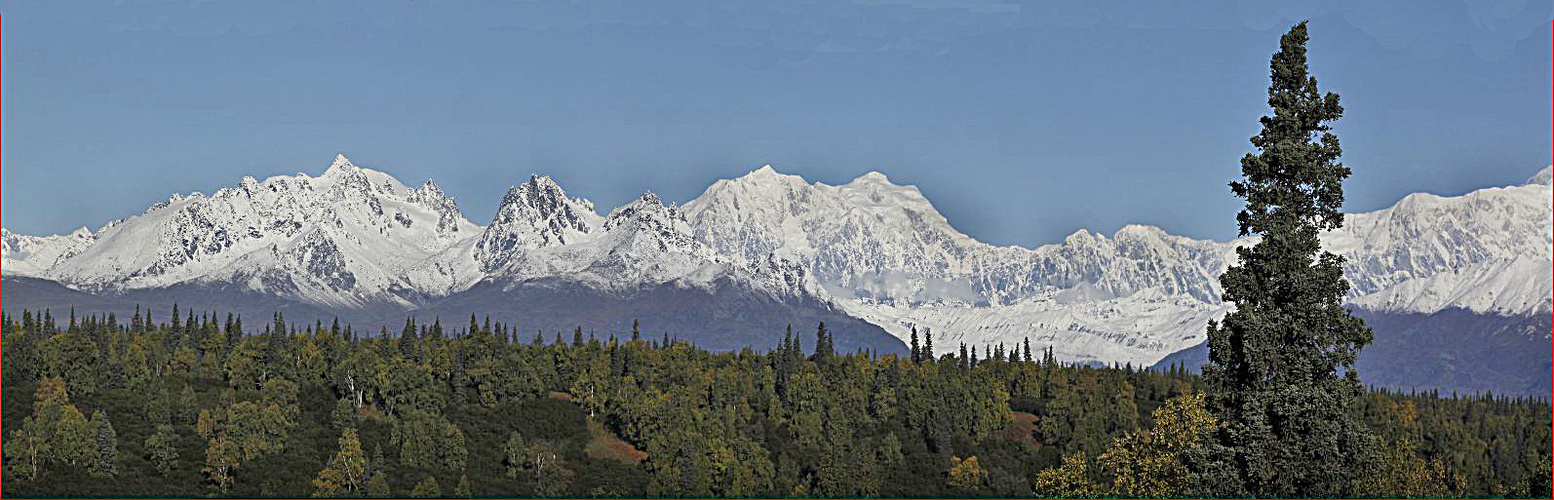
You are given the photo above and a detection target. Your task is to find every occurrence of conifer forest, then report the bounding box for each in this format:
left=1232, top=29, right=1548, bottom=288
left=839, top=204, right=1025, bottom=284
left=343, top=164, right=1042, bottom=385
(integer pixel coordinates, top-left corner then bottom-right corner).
left=3, top=20, right=1551, bottom=500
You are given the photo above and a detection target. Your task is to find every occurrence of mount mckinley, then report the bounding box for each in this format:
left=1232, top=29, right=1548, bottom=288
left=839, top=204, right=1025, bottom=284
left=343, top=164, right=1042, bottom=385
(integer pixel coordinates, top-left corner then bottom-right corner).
left=5, top=156, right=1550, bottom=395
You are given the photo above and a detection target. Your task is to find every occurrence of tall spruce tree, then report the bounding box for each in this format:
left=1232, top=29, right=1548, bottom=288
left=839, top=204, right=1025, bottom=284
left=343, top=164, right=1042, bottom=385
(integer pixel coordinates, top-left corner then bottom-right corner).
left=1200, top=21, right=1373, bottom=498
left=813, top=322, right=833, bottom=363
left=921, top=327, right=933, bottom=363
left=91, top=410, right=119, bottom=477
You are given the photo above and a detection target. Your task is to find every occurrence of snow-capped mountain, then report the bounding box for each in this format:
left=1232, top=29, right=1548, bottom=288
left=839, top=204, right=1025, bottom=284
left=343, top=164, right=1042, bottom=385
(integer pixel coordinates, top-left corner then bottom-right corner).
left=2, top=227, right=96, bottom=277
left=473, top=175, right=602, bottom=274
left=682, top=164, right=1552, bottom=366
left=415, top=172, right=807, bottom=297
left=4, top=157, right=1547, bottom=369
left=21, top=155, right=480, bottom=309
left=1333, top=168, right=1552, bottom=317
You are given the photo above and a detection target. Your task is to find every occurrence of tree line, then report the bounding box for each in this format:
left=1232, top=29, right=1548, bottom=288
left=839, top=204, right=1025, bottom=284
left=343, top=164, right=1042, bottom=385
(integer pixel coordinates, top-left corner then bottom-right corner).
left=1, top=305, right=1547, bottom=497
left=4, top=20, right=1551, bottom=500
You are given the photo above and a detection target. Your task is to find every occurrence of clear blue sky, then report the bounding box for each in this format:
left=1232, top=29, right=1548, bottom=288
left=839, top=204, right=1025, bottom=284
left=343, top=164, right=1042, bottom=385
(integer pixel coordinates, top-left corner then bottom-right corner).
left=3, top=1, right=1550, bottom=246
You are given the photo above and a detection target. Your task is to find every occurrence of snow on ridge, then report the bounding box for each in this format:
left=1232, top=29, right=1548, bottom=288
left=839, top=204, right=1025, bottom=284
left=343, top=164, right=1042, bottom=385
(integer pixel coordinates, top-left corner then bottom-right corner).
left=1528, top=165, right=1552, bottom=186
left=682, top=163, right=1551, bottom=365
left=2, top=227, right=97, bottom=278
left=6, top=158, right=1548, bottom=367
left=28, top=155, right=480, bottom=307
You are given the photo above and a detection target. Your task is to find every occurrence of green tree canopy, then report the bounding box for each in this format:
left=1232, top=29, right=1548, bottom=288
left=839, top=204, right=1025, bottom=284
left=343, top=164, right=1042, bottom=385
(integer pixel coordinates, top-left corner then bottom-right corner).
left=1201, top=21, right=1374, bottom=498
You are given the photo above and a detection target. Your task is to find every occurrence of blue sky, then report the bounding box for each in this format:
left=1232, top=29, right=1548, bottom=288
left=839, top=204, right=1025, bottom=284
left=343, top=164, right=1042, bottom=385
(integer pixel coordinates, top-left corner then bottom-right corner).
left=3, top=1, right=1550, bottom=246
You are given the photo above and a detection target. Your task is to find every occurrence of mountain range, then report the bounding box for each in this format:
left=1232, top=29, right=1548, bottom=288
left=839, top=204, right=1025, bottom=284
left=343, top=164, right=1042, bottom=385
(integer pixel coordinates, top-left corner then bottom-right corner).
left=5, top=156, right=1549, bottom=395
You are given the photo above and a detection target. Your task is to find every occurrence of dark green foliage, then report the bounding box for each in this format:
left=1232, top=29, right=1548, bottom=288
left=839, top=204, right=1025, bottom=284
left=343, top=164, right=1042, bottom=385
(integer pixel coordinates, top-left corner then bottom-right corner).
left=1201, top=21, right=1375, bottom=498
left=409, top=475, right=441, bottom=498
left=330, top=397, right=356, bottom=431
left=0, top=306, right=1546, bottom=498
left=91, top=410, right=119, bottom=477
left=145, top=424, right=180, bottom=475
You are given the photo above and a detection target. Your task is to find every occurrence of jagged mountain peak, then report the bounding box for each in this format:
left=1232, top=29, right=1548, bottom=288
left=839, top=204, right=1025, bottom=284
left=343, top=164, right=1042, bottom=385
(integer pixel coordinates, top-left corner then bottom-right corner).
left=28, top=155, right=478, bottom=308
left=605, top=191, right=688, bottom=230
left=472, top=174, right=602, bottom=273
left=502, top=174, right=598, bottom=213
left=414, top=178, right=444, bottom=196
left=621, top=190, right=664, bottom=210
left=325, top=153, right=356, bottom=175
left=1063, top=228, right=1097, bottom=245
left=5, top=156, right=1547, bottom=369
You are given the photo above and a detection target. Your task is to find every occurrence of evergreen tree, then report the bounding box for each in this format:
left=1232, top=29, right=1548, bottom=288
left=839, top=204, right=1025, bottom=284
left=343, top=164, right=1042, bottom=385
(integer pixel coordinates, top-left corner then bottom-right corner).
left=401, top=317, right=419, bottom=361
left=922, top=327, right=933, bottom=362
left=90, top=410, right=119, bottom=477
left=909, top=327, right=921, bottom=363
left=1200, top=21, right=1374, bottom=498
left=812, top=322, right=833, bottom=363
left=368, top=473, right=392, bottom=498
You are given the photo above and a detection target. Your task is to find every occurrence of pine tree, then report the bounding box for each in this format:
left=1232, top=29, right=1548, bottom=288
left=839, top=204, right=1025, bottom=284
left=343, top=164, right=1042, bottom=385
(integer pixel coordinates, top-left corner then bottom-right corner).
left=369, top=444, right=386, bottom=484
left=401, top=317, right=419, bottom=359
left=368, top=473, right=392, bottom=498
left=1200, top=21, right=1373, bottom=498
left=813, top=322, right=833, bottom=363
left=91, top=410, right=119, bottom=477
left=922, top=327, right=933, bottom=362
left=910, top=327, right=921, bottom=363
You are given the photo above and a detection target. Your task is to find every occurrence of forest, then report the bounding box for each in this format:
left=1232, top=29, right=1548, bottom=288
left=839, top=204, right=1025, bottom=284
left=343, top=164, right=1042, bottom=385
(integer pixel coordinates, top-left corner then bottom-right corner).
left=5, top=21, right=1551, bottom=500
left=1, top=307, right=1549, bottom=498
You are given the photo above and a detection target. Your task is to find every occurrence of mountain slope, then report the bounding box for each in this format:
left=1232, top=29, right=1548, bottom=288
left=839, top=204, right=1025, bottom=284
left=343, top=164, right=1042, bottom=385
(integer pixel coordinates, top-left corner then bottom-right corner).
left=4, top=158, right=1546, bottom=372
left=22, top=155, right=481, bottom=309
left=1330, top=172, right=1552, bottom=315
left=2, top=227, right=96, bottom=277
left=682, top=164, right=1551, bottom=367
